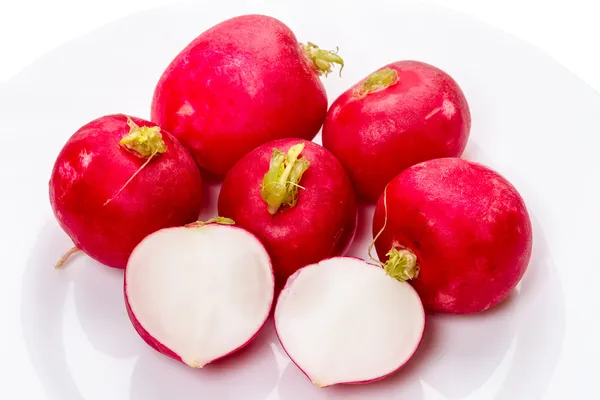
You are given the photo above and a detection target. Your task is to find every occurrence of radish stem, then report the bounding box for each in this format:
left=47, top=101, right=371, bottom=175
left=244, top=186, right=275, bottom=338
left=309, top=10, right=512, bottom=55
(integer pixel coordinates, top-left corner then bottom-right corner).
left=120, top=117, right=166, bottom=157
left=260, top=143, right=310, bottom=215
left=104, top=118, right=166, bottom=206
left=302, top=42, right=344, bottom=77
left=185, top=217, right=235, bottom=228
left=354, top=68, right=399, bottom=99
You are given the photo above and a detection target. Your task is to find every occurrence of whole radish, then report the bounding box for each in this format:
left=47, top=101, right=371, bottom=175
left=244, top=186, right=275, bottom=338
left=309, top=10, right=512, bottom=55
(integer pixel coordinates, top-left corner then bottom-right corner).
left=372, top=158, right=532, bottom=314
left=151, top=14, right=344, bottom=177
left=323, top=61, right=471, bottom=201
left=126, top=218, right=274, bottom=368
left=218, top=138, right=357, bottom=287
left=49, top=114, right=203, bottom=269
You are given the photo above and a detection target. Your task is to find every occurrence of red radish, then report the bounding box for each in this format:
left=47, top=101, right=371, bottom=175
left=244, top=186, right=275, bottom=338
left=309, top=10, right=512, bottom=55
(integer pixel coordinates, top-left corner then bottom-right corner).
left=49, top=114, right=203, bottom=269
left=218, top=138, right=357, bottom=287
left=125, top=219, right=274, bottom=368
left=372, top=158, right=533, bottom=314
left=322, top=61, right=471, bottom=201
left=275, top=257, right=425, bottom=387
left=151, top=14, right=344, bottom=177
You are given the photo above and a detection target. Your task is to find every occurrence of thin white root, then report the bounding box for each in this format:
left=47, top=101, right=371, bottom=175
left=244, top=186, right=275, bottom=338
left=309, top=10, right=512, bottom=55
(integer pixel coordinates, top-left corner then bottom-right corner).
left=104, top=150, right=157, bottom=206
left=367, top=186, right=389, bottom=266
left=55, top=247, right=81, bottom=269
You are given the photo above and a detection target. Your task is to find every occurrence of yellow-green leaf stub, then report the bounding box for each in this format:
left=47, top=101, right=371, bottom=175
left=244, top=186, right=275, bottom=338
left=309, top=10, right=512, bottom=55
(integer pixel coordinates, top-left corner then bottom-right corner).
left=260, top=143, right=310, bottom=215
left=384, top=248, right=419, bottom=282
left=186, top=217, right=235, bottom=228
left=120, top=117, right=167, bottom=158
left=354, top=67, right=399, bottom=99
left=302, top=42, right=344, bottom=77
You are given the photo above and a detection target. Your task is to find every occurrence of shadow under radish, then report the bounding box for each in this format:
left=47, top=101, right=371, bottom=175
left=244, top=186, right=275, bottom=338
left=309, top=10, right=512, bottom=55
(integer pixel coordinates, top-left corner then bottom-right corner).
left=20, top=222, right=87, bottom=400
left=418, top=216, right=564, bottom=399
left=417, top=293, right=519, bottom=399
left=70, top=257, right=143, bottom=359
left=128, top=318, right=281, bottom=400
left=276, top=346, right=425, bottom=400
left=345, top=204, right=377, bottom=260
left=199, top=173, right=223, bottom=220
left=495, top=218, right=565, bottom=399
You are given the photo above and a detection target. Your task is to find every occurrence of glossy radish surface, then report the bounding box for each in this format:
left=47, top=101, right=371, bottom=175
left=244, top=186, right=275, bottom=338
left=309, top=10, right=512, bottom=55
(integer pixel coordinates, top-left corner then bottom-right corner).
left=218, top=139, right=357, bottom=288
left=125, top=222, right=274, bottom=368
left=323, top=61, right=471, bottom=201
left=49, top=114, right=203, bottom=269
left=373, top=158, right=533, bottom=314
left=151, top=14, right=343, bottom=177
left=275, top=257, right=425, bottom=387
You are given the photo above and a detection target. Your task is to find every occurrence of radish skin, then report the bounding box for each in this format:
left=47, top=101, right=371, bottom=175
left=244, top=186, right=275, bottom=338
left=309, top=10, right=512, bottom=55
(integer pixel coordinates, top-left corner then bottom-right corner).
left=125, top=221, right=274, bottom=367
left=373, top=158, right=533, bottom=314
left=218, top=138, right=357, bottom=287
left=323, top=61, right=471, bottom=201
left=151, top=14, right=343, bottom=177
left=49, top=114, right=203, bottom=269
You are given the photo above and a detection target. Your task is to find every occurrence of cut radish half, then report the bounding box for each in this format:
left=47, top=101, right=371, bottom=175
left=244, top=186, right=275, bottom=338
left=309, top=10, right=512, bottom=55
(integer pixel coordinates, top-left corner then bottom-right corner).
left=125, top=222, right=274, bottom=368
left=275, top=257, right=425, bottom=387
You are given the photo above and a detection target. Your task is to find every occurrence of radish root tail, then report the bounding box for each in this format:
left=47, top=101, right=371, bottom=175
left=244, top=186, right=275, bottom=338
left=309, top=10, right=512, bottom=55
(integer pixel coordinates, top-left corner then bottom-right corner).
left=368, top=186, right=390, bottom=264
left=104, top=150, right=157, bottom=206
left=104, top=117, right=167, bottom=206
left=55, top=246, right=81, bottom=269
left=367, top=186, right=420, bottom=282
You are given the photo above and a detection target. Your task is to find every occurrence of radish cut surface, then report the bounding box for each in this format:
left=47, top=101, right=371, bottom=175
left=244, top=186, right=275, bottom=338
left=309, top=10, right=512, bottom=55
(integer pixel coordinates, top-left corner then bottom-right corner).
left=125, top=224, right=274, bottom=367
left=275, top=257, right=425, bottom=387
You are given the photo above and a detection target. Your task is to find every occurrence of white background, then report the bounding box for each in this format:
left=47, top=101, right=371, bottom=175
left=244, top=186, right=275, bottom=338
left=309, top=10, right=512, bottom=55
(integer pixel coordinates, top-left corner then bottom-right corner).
left=1, top=0, right=599, bottom=91
left=1, top=1, right=600, bottom=399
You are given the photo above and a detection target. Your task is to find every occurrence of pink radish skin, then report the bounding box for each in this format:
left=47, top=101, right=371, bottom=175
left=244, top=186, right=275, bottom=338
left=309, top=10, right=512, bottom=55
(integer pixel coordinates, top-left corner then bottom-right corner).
left=218, top=138, right=358, bottom=288
left=373, top=158, right=533, bottom=314
left=151, top=14, right=344, bottom=177
left=125, top=222, right=275, bottom=368
left=323, top=61, right=471, bottom=202
left=49, top=114, right=203, bottom=269
left=275, top=257, right=425, bottom=387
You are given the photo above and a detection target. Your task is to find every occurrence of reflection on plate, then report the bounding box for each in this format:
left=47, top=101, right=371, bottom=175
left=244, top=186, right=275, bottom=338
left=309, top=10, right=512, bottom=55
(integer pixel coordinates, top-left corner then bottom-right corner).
left=8, top=0, right=595, bottom=398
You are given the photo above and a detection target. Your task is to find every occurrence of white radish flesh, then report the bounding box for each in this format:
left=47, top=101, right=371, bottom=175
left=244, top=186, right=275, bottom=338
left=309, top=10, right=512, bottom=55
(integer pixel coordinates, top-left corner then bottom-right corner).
left=275, top=257, right=424, bottom=387
left=125, top=224, right=274, bottom=368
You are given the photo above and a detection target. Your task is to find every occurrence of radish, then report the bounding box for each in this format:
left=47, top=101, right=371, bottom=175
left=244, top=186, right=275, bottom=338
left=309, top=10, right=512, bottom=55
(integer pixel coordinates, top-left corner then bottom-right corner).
left=125, top=218, right=274, bottom=368
left=49, top=114, right=203, bottom=269
left=372, top=158, right=533, bottom=314
left=218, top=138, right=357, bottom=287
left=151, top=14, right=344, bottom=177
left=322, top=61, right=471, bottom=201
left=275, top=257, right=425, bottom=387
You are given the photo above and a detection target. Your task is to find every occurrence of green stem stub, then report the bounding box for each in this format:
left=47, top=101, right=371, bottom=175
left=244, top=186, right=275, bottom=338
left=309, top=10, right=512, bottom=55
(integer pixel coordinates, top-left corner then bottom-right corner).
left=120, top=117, right=167, bottom=158
left=302, top=42, right=344, bottom=77
left=354, top=67, right=399, bottom=99
left=260, top=143, right=310, bottom=215
left=384, top=248, right=419, bottom=282
left=186, top=217, right=235, bottom=228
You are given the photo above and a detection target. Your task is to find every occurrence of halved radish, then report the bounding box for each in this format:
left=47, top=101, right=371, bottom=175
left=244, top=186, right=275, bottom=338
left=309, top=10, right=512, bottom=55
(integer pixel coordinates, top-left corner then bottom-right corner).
left=125, top=219, right=274, bottom=368
left=275, top=257, right=425, bottom=387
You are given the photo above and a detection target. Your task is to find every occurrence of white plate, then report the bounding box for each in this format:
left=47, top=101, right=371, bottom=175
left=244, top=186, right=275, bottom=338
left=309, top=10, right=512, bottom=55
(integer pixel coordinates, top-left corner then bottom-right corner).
left=1, top=0, right=599, bottom=398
